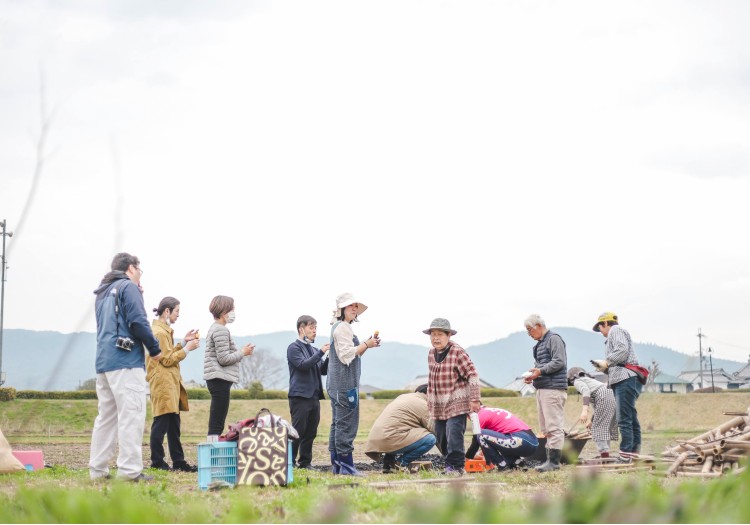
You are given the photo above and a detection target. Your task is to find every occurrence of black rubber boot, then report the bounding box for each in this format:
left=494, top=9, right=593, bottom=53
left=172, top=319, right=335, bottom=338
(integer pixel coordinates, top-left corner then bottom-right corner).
left=535, top=448, right=561, bottom=472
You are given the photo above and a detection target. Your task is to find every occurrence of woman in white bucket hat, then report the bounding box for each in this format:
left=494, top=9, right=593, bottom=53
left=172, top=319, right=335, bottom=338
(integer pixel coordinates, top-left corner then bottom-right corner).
left=326, top=292, right=380, bottom=475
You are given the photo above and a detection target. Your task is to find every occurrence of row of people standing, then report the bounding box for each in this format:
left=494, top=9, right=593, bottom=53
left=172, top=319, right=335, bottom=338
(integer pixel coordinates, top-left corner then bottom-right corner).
left=90, top=252, right=256, bottom=481
left=288, top=303, right=643, bottom=476
left=89, top=252, right=641, bottom=481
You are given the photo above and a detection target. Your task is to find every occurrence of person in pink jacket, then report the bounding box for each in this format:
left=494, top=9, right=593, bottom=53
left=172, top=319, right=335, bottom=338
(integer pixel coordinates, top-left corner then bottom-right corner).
left=465, top=405, right=539, bottom=470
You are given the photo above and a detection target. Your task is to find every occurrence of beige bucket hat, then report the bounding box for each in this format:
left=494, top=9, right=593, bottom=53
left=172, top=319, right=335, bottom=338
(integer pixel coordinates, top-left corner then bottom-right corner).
left=330, top=292, right=368, bottom=324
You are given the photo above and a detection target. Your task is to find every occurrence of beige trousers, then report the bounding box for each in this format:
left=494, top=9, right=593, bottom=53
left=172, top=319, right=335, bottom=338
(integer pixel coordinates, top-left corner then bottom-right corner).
left=536, top=388, right=567, bottom=450
left=89, top=367, right=148, bottom=480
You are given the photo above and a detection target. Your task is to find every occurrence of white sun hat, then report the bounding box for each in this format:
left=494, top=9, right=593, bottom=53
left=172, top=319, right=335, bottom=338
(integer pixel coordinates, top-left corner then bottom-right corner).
left=330, top=292, right=368, bottom=324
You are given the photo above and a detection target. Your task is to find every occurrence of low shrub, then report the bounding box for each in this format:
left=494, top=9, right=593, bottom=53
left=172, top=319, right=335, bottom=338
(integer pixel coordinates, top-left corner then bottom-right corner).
left=232, top=389, right=287, bottom=400
left=185, top=388, right=287, bottom=400
left=480, top=388, right=520, bottom=398
left=185, top=388, right=211, bottom=400
left=372, top=388, right=520, bottom=400
left=371, top=390, right=409, bottom=399
left=16, top=390, right=97, bottom=400
left=0, top=387, right=16, bottom=401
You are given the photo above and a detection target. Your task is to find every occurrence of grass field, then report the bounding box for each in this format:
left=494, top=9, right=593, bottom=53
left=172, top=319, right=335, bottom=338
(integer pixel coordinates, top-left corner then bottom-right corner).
left=1, top=393, right=750, bottom=523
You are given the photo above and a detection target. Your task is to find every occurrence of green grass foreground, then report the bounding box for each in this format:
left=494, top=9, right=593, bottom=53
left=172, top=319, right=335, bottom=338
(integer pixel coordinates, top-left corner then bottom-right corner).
left=2, top=466, right=750, bottom=523
left=2, top=393, right=750, bottom=523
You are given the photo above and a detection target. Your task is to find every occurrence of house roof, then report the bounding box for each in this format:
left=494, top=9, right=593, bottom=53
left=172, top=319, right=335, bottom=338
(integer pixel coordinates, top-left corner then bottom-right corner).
left=732, top=356, right=750, bottom=380
left=678, top=368, right=738, bottom=383
left=360, top=384, right=383, bottom=394
left=652, top=372, right=690, bottom=384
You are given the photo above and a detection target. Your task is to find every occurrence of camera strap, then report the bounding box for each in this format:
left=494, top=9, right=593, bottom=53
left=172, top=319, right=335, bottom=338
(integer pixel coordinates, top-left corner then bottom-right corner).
left=112, top=283, right=127, bottom=340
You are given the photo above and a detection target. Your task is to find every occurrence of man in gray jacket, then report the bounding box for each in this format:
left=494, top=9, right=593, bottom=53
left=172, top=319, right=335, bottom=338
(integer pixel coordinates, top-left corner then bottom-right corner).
left=524, top=314, right=567, bottom=472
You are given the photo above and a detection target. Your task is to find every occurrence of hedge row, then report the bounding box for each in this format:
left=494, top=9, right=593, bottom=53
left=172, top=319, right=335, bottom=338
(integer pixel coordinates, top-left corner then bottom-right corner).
left=2, top=388, right=289, bottom=401
left=0, top=387, right=16, bottom=401
left=185, top=389, right=288, bottom=400
left=371, top=388, right=520, bottom=400
left=16, top=390, right=97, bottom=400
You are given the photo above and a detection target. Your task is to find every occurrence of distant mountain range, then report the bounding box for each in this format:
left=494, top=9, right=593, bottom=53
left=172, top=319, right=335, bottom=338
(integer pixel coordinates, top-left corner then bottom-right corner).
left=1, top=327, right=745, bottom=391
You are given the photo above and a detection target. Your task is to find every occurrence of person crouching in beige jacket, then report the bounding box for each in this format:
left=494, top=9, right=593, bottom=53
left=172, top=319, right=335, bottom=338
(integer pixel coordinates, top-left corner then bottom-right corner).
left=365, top=384, right=436, bottom=473
left=147, top=297, right=199, bottom=472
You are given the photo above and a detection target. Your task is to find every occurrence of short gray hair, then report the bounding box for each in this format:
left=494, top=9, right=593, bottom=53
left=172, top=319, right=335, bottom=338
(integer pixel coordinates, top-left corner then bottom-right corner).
left=524, top=314, right=546, bottom=329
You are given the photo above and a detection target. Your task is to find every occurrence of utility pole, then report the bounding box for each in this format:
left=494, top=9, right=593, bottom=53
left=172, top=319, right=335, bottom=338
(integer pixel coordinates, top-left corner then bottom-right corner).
left=697, top=329, right=706, bottom=390
left=0, top=219, right=12, bottom=387
left=708, top=347, right=715, bottom=393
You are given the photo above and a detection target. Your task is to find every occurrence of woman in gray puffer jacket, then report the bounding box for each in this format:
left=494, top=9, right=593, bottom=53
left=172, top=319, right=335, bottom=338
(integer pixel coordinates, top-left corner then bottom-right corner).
left=203, top=295, right=255, bottom=439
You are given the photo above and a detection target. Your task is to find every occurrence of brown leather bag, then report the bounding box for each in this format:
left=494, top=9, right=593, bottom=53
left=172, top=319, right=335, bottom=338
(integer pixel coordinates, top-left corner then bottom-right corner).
left=236, top=408, right=289, bottom=486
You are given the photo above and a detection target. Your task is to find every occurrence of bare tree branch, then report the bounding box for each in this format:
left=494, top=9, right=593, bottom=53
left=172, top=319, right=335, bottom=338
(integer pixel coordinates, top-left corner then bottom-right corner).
left=9, top=64, right=58, bottom=258
left=238, top=348, right=285, bottom=389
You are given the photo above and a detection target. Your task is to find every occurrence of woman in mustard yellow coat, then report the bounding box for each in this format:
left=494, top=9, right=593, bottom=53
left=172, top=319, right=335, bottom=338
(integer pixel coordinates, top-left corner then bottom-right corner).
left=147, top=297, right=199, bottom=471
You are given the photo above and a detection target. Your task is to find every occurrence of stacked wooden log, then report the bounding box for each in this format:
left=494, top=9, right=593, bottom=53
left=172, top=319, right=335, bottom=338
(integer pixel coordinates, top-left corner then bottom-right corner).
left=662, top=408, right=749, bottom=478
left=566, top=429, right=592, bottom=440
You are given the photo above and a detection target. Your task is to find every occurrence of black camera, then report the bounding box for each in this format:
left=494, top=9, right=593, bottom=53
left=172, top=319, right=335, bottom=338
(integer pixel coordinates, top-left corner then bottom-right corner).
left=116, top=337, right=135, bottom=351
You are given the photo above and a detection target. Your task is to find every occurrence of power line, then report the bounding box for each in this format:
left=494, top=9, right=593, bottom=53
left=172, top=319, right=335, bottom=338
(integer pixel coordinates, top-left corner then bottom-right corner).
left=703, top=336, right=750, bottom=353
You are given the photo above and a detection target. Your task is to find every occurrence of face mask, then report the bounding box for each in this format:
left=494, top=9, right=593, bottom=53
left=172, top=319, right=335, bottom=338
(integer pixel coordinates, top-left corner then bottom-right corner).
left=226, top=311, right=236, bottom=324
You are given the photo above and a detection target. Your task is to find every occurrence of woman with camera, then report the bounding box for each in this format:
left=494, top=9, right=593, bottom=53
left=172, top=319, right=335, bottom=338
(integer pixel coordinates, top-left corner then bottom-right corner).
left=203, top=295, right=255, bottom=440
left=147, top=297, right=200, bottom=472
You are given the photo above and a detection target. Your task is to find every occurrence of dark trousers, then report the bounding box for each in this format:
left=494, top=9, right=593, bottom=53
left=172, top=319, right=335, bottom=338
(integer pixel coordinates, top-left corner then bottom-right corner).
left=206, top=378, right=233, bottom=436
left=479, top=429, right=538, bottom=467
left=434, top=414, right=467, bottom=469
left=150, top=413, right=185, bottom=467
left=289, top=396, right=321, bottom=468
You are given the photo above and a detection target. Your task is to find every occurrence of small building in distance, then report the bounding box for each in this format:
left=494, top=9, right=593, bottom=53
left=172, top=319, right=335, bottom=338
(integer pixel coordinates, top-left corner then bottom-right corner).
left=678, top=368, right=744, bottom=392
left=360, top=384, right=383, bottom=399
left=645, top=372, right=690, bottom=394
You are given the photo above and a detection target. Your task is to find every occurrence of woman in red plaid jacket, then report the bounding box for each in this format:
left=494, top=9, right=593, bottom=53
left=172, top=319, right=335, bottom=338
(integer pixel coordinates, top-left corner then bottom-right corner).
left=424, top=318, right=481, bottom=475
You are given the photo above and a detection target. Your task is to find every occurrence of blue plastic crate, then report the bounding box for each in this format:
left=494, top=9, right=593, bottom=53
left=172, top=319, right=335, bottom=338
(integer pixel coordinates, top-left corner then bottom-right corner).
left=198, top=441, right=238, bottom=490
left=287, top=445, right=293, bottom=484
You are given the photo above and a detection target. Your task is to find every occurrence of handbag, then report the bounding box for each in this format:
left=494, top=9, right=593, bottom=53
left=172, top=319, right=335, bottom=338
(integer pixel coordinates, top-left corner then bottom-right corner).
left=237, top=408, right=289, bottom=486
left=624, top=363, right=649, bottom=385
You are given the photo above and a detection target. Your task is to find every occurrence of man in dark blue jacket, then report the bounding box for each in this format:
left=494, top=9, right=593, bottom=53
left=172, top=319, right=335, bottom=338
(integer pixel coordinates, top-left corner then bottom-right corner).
left=287, top=315, right=329, bottom=468
left=89, top=252, right=162, bottom=481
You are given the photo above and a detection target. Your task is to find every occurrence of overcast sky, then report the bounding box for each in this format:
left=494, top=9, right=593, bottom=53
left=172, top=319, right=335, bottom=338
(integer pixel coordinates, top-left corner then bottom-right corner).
left=1, top=1, right=749, bottom=364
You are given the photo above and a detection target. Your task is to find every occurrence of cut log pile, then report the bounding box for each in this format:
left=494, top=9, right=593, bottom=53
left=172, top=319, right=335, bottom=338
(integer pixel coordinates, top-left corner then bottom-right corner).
left=566, top=429, right=592, bottom=440
left=662, top=408, right=749, bottom=478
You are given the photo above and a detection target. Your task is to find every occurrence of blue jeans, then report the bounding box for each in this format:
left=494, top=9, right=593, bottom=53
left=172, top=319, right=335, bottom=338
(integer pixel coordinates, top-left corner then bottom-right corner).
left=612, top=376, right=642, bottom=453
left=390, top=434, right=437, bottom=466
left=434, top=415, right=467, bottom=469
left=328, top=390, right=359, bottom=455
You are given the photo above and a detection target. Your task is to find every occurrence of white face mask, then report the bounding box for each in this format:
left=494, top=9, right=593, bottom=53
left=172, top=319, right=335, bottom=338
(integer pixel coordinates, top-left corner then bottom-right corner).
left=226, top=311, right=236, bottom=324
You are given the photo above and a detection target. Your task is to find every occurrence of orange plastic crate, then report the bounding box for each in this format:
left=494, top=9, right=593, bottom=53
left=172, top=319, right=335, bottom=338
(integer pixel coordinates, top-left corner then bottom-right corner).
left=464, top=458, right=493, bottom=472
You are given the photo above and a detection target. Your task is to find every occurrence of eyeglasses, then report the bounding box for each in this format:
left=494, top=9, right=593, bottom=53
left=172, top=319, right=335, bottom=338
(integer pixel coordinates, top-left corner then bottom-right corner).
left=133, top=266, right=143, bottom=274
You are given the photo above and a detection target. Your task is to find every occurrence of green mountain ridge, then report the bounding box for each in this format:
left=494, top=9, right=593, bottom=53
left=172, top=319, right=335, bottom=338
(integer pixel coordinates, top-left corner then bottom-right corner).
left=1, top=328, right=743, bottom=391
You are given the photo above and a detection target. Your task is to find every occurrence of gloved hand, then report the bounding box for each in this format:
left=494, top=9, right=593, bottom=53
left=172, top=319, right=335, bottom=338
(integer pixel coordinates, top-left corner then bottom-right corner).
left=590, top=359, right=609, bottom=372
